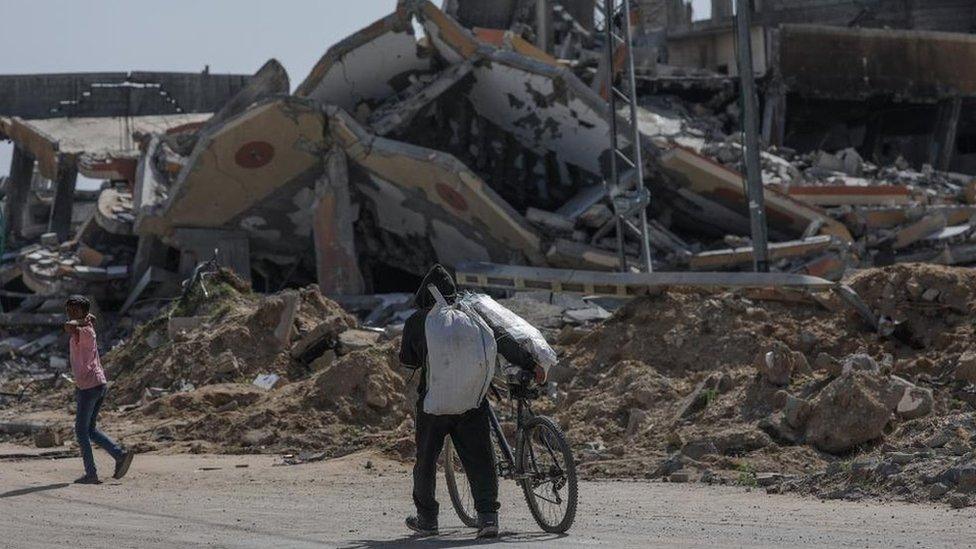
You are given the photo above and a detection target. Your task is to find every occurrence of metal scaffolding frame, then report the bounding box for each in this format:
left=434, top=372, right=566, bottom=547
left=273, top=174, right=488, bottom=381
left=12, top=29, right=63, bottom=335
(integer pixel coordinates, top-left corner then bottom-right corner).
left=594, top=0, right=653, bottom=273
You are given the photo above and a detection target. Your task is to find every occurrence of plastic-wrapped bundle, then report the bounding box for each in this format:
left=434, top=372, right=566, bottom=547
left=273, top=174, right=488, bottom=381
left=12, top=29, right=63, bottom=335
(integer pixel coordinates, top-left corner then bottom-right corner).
left=460, top=293, right=557, bottom=375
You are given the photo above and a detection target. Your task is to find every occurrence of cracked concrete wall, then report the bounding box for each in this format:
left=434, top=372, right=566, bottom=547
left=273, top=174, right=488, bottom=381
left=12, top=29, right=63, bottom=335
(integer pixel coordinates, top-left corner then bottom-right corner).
left=327, top=105, right=544, bottom=266
left=418, top=1, right=618, bottom=178
left=778, top=25, right=976, bottom=102
left=143, top=97, right=326, bottom=262
left=295, top=9, right=433, bottom=114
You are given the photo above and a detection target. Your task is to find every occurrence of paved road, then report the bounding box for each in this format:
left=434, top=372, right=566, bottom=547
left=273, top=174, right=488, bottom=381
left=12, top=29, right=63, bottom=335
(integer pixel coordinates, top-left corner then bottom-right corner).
left=0, top=445, right=972, bottom=548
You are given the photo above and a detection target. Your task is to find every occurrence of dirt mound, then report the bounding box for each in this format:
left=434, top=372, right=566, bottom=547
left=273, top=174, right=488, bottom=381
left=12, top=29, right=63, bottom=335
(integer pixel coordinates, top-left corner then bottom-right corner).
left=104, top=271, right=356, bottom=404
left=561, top=289, right=860, bottom=382
left=552, top=265, right=976, bottom=507
left=124, top=343, right=411, bottom=455
left=847, top=263, right=976, bottom=350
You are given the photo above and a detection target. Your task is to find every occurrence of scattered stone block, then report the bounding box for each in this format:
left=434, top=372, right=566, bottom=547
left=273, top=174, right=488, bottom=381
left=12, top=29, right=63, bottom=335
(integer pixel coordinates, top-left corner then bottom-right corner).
left=290, top=316, right=349, bottom=362
left=272, top=291, right=300, bottom=348
left=681, top=439, right=719, bottom=460
left=309, top=350, right=336, bottom=372
left=886, top=376, right=934, bottom=420
left=214, top=351, right=240, bottom=376
left=755, top=472, right=785, bottom=487
left=757, top=341, right=808, bottom=386
left=954, top=350, right=976, bottom=384
left=338, top=329, right=382, bottom=354
left=805, top=372, right=891, bottom=454
left=167, top=316, right=208, bottom=339
left=625, top=408, right=649, bottom=439
left=783, top=394, right=812, bottom=429
left=948, top=493, right=971, bottom=509
left=669, top=470, right=693, bottom=483
left=33, top=427, right=62, bottom=448
left=929, top=483, right=951, bottom=498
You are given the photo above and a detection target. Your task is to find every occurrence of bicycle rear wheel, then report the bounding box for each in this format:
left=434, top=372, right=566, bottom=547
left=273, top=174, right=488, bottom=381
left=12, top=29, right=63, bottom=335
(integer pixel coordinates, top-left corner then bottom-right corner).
left=443, top=437, right=479, bottom=527
left=516, top=415, right=578, bottom=533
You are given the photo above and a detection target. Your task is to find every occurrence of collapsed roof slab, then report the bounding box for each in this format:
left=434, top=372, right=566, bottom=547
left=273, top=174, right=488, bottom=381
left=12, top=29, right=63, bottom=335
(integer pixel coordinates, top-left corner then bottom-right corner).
left=659, top=146, right=853, bottom=242
left=416, top=0, right=619, bottom=177
left=368, top=59, right=475, bottom=136
left=785, top=185, right=913, bottom=207
left=689, top=235, right=836, bottom=270
left=295, top=7, right=433, bottom=113
left=0, top=113, right=210, bottom=180
left=327, top=106, right=544, bottom=266
left=143, top=97, right=326, bottom=257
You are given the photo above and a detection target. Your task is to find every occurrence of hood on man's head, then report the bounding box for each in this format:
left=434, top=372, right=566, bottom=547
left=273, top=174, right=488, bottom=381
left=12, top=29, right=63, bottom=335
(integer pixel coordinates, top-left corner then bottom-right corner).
left=414, top=264, right=457, bottom=308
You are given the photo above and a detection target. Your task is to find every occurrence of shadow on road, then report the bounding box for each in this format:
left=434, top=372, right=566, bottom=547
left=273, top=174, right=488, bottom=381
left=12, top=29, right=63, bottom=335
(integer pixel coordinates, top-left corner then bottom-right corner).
left=340, top=529, right=565, bottom=548
left=0, top=483, right=70, bottom=498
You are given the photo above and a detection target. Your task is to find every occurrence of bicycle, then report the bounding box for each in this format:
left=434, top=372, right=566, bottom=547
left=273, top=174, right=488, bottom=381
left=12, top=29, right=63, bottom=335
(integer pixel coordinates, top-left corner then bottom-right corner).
left=442, top=369, right=578, bottom=534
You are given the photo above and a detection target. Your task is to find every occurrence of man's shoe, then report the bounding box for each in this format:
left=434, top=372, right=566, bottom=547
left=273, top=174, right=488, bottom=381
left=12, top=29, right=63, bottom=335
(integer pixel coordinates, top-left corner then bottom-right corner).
left=73, top=474, right=102, bottom=485
left=476, top=513, right=499, bottom=538
left=405, top=516, right=438, bottom=536
left=113, top=450, right=134, bottom=479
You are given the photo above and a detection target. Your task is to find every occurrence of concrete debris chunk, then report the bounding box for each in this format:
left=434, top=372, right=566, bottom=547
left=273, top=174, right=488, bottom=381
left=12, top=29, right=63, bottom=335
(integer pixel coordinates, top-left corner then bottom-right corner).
left=168, top=316, right=208, bottom=340
left=885, top=376, right=933, bottom=420
left=804, top=372, right=892, bottom=454
left=756, top=341, right=809, bottom=387
left=337, top=329, right=382, bottom=354
left=955, top=350, right=976, bottom=384
left=33, top=427, right=62, bottom=448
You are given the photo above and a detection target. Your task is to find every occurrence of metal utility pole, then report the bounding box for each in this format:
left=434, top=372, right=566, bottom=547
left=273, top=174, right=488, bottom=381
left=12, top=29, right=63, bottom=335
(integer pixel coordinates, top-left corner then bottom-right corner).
left=599, top=0, right=653, bottom=273
left=535, top=0, right=554, bottom=54
left=733, top=0, right=770, bottom=272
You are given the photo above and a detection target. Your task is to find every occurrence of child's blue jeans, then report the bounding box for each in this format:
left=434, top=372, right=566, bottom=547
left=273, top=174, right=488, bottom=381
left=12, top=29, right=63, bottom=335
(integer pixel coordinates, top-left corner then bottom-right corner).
left=75, top=384, right=123, bottom=477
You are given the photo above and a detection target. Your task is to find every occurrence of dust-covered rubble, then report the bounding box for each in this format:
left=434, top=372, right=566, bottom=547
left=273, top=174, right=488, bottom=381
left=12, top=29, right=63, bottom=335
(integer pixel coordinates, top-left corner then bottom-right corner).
left=551, top=263, right=976, bottom=507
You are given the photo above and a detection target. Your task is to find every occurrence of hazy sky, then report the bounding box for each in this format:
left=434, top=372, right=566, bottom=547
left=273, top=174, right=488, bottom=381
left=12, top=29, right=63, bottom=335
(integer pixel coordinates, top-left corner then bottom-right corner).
left=0, top=0, right=711, bottom=180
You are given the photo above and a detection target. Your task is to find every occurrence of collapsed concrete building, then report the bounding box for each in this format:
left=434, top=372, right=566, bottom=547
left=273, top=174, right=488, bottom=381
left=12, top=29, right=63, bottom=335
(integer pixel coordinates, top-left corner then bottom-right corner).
left=638, top=0, right=976, bottom=173
left=2, top=0, right=976, bottom=324
left=0, top=70, right=251, bottom=301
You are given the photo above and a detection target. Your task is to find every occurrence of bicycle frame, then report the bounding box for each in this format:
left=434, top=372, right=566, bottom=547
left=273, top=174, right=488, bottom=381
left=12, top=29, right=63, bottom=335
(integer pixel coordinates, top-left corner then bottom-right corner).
left=485, top=383, right=536, bottom=481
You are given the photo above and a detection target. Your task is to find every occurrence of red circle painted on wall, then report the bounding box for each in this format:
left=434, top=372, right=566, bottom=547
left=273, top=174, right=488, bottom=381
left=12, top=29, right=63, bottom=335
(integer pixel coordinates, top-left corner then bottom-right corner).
left=234, top=141, right=275, bottom=168
left=436, top=183, right=468, bottom=212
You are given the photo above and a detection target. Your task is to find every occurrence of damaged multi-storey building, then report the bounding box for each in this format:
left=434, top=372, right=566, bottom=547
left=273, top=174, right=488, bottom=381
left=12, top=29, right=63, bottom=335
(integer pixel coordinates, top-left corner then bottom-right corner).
left=641, top=1, right=976, bottom=171
left=3, top=0, right=976, bottom=329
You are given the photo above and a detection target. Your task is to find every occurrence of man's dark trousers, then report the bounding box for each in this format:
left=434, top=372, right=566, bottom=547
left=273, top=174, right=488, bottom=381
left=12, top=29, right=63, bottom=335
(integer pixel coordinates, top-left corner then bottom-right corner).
left=413, top=399, right=500, bottom=522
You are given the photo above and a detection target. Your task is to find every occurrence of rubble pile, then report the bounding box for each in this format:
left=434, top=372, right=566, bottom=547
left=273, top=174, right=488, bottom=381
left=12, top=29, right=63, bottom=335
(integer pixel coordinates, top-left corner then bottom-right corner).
left=4, top=0, right=976, bottom=512
left=131, top=343, right=410, bottom=455
left=0, top=270, right=418, bottom=457
left=103, top=270, right=357, bottom=404
left=630, top=90, right=976, bottom=277
left=551, top=263, right=976, bottom=507
left=3, top=0, right=976, bottom=328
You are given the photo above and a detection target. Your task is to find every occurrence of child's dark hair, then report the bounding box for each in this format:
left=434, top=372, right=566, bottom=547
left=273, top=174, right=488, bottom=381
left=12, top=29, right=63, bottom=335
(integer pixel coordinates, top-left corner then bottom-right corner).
left=65, top=295, right=91, bottom=313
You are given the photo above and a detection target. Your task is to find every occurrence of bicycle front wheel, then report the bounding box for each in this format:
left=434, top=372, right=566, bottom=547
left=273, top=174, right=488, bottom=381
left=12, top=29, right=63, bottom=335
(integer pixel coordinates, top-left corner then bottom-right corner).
left=517, top=415, right=578, bottom=533
left=443, top=437, right=479, bottom=527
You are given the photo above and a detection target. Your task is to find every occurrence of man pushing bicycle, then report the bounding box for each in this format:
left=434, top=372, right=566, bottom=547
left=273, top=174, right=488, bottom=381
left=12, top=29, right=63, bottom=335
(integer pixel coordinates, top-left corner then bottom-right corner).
left=399, top=264, right=546, bottom=539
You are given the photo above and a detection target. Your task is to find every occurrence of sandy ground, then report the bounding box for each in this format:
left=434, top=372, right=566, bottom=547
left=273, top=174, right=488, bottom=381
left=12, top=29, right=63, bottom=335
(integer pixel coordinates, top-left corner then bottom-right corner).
left=0, top=444, right=973, bottom=549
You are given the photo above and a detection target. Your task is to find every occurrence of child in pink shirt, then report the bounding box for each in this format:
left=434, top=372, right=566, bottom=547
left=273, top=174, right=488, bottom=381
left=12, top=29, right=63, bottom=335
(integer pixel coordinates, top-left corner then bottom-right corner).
left=65, top=295, right=134, bottom=484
